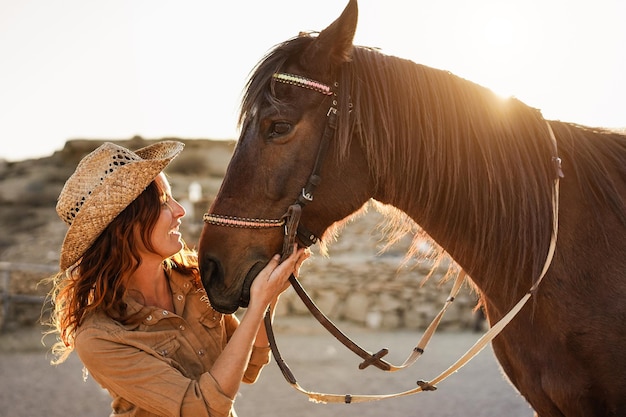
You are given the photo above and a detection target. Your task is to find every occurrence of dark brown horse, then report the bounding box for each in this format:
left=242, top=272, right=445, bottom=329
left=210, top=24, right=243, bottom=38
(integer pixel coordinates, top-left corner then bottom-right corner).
left=198, top=1, right=626, bottom=415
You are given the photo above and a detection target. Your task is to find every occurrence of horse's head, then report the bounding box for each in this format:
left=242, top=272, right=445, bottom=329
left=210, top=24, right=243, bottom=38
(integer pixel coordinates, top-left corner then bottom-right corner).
left=197, top=0, right=374, bottom=313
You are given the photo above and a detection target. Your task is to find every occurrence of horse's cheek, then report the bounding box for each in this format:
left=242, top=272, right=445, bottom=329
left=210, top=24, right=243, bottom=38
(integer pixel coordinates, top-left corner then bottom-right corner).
left=262, top=161, right=300, bottom=202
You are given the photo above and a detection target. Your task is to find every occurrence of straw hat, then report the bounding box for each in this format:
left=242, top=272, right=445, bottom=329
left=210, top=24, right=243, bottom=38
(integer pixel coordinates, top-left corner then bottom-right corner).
left=56, top=141, right=184, bottom=270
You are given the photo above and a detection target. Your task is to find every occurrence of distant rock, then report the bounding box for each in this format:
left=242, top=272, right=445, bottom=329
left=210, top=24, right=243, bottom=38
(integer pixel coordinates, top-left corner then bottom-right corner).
left=0, top=137, right=235, bottom=265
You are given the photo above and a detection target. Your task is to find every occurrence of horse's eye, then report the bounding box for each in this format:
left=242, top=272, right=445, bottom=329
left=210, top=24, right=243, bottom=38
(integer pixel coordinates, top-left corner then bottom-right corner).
left=268, top=122, right=292, bottom=139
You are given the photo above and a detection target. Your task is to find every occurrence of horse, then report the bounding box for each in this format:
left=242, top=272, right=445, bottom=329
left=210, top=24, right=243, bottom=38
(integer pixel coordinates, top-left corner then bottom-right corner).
left=197, top=1, right=626, bottom=415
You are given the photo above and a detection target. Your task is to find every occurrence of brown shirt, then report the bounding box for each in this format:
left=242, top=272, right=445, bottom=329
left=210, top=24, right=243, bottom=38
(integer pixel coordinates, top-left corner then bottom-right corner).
left=74, top=268, right=271, bottom=417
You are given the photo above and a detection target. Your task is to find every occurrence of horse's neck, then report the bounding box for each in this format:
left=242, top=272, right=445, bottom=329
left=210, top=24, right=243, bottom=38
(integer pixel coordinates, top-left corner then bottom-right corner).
left=387, top=195, right=536, bottom=313
left=359, top=62, right=556, bottom=310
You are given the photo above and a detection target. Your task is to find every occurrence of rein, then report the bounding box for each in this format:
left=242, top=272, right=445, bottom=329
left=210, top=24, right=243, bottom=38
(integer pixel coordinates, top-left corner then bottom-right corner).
left=203, top=72, right=564, bottom=403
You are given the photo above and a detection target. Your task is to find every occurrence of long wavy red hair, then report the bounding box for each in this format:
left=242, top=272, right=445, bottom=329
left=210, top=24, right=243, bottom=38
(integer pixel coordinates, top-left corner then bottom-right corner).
left=44, top=178, right=198, bottom=363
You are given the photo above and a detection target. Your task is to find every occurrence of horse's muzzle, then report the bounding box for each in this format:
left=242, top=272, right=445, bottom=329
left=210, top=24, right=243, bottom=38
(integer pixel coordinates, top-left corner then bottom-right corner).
left=200, top=256, right=238, bottom=314
left=199, top=254, right=267, bottom=314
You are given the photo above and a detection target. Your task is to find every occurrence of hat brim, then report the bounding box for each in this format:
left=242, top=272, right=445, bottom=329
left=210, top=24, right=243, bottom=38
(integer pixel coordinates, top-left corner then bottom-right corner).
left=59, top=141, right=184, bottom=270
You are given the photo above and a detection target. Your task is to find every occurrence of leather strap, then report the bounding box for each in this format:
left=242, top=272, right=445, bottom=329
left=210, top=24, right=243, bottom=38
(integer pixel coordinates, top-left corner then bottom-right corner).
left=265, top=176, right=560, bottom=403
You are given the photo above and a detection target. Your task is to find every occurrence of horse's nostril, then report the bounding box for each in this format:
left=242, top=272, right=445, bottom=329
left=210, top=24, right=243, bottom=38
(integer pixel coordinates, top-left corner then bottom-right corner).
left=198, top=256, right=240, bottom=314
left=200, top=257, right=221, bottom=291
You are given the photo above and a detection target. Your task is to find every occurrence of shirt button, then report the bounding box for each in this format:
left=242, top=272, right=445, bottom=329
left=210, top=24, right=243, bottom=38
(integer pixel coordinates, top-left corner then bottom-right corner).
left=146, top=315, right=153, bottom=321
left=161, top=350, right=168, bottom=356
left=198, top=349, right=205, bottom=356
left=179, top=325, right=185, bottom=331
left=162, top=310, right=169, bottom=316
left=177, top=295, right=184, bottom=301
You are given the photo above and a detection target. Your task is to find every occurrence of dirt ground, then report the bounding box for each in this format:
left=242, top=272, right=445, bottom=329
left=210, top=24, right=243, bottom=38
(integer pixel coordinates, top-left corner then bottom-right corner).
left=0, top=317, right=533, bottom=417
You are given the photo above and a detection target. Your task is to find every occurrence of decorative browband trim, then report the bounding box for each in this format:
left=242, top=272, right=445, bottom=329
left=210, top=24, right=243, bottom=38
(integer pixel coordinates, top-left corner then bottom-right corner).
left=203, top=213, right=285, bottom=229
left=272, top=73, right=333, bottom=96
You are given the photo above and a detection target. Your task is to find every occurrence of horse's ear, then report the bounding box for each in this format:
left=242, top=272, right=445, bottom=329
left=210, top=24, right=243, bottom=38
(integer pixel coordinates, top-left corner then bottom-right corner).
left=300, top=0, right=358, bottom=71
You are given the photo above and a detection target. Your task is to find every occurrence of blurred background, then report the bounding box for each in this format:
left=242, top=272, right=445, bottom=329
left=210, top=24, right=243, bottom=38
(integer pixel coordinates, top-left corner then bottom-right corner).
left=1, top=1, right=624, bottom=415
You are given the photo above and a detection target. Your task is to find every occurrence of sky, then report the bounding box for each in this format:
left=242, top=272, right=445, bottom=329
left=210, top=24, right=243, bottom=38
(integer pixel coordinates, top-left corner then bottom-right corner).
left=1, top=0, right=624, bottom=162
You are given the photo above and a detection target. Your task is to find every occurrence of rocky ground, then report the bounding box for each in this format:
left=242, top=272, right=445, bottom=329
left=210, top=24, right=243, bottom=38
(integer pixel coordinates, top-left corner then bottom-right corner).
left=0, top=318, right=533, bottom=417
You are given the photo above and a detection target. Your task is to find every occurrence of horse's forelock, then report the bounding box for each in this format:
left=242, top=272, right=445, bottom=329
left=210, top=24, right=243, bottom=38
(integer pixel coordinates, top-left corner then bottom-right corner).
left=238, top=35, right=316, bottom=131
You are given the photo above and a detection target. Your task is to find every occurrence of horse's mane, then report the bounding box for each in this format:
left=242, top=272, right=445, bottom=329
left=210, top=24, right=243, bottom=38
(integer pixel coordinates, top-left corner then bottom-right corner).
left=240, top=35, right=626, bottom=301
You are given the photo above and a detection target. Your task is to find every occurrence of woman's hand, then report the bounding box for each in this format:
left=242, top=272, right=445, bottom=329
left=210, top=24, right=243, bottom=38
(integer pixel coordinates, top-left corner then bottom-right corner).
left=212, top=245, right=309, bottom=399
left=248, top=245, right=309, bottom=311
left=250, top=245, right=310, bottom=349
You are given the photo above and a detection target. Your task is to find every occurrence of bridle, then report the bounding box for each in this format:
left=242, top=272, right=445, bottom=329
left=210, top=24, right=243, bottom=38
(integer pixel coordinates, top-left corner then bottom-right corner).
left=203, top=73, right=337, bottom=255
left=203, top=71, right=564, bottom=403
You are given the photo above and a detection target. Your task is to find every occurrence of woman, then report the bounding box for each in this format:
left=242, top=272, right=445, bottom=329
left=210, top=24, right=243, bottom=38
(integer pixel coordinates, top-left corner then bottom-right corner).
left=44, top=141, right=307, bottom=417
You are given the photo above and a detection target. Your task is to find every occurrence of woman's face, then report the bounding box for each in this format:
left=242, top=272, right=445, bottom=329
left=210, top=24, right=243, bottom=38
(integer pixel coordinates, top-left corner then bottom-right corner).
left=137, top=173, right=186, bottom=262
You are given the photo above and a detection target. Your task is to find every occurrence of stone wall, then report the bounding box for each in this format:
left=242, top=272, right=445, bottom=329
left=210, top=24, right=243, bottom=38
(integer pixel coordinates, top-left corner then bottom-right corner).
left=268, top=208, right=481, bottom=331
